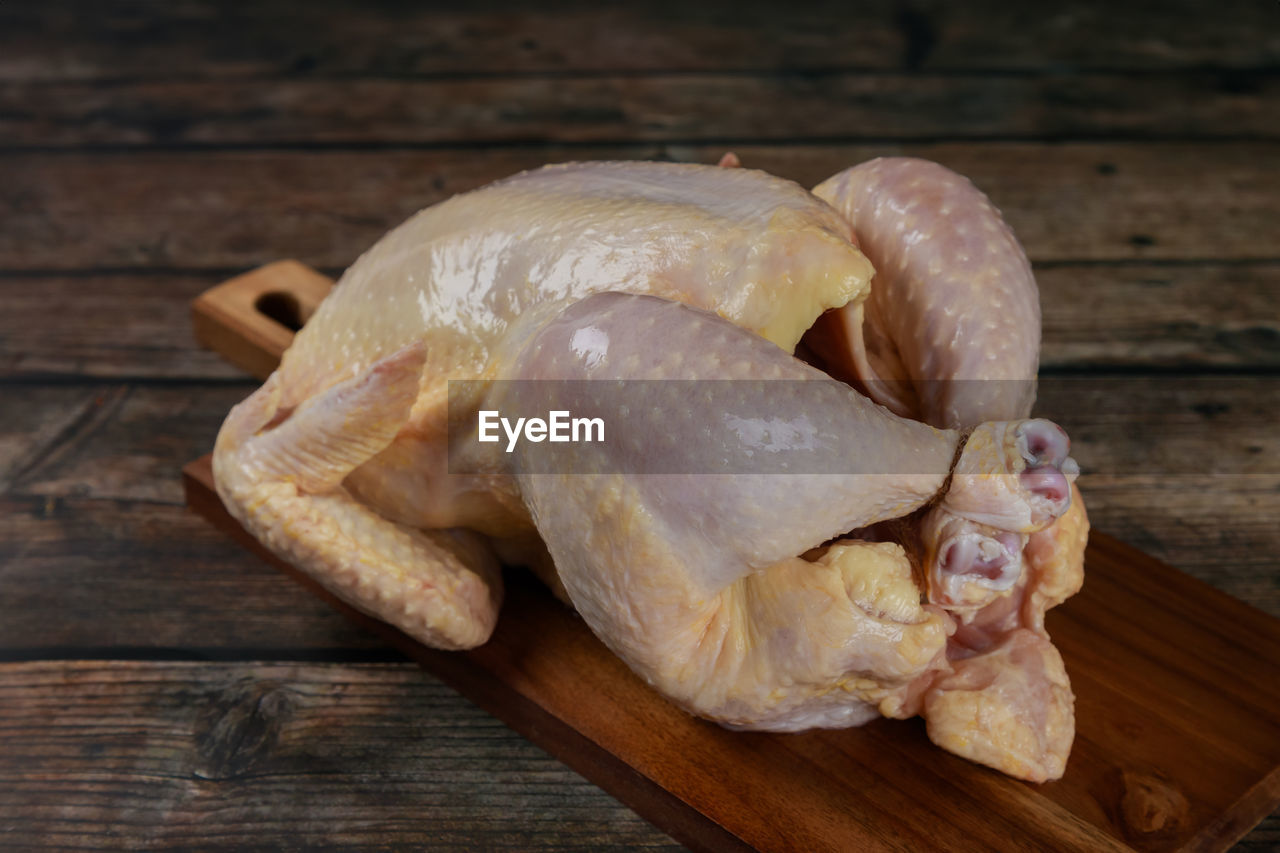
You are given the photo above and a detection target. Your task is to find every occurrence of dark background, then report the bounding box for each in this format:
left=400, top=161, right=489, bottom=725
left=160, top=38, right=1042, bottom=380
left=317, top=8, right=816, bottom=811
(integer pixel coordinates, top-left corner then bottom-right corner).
left=0, top=2, right=1277, bottom=849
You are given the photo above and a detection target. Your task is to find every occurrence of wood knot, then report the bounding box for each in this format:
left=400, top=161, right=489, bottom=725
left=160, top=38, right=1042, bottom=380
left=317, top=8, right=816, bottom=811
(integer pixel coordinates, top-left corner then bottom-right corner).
left=1096, top=767, right=1191, bottom=849
left=193, top=679, right=295, bottom=781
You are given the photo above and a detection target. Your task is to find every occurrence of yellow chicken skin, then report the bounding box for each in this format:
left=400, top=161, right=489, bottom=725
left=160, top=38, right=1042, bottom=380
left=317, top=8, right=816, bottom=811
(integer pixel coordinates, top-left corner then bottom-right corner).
left=926, top=484, right=1089, bottom=781
left=213, top=160, right=1084, bottom=780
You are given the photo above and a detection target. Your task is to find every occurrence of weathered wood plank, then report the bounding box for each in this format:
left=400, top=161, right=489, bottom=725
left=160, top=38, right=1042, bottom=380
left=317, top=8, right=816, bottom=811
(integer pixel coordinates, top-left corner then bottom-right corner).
left=3, top=263, right=1275, bottom=381
left=0, top=273, right=245, bottom=380
left=0, top=384, right=248, bottom=505
left=1240, top=816, right=1280, bottom=853
left=0, top=660, right=681, bottom=850
left=1032, top=379, right=1280, bottom=617
left=2, top=144, right=1277, bottom=273
left=0, top=496, right=386, bottom=652
left=0, top=659, right=1275, bottom=851
left=5, top=72, right=1277, bottom=148
left=1034, top=376, right=1280, bottom=478
left=2, top=0, right=1276, bottom=82
left=1071, top=476, right=1280, bottom=618
left=0, top=385, right=108, bottom=491
left=1037, top=262, right=1280, bottom=370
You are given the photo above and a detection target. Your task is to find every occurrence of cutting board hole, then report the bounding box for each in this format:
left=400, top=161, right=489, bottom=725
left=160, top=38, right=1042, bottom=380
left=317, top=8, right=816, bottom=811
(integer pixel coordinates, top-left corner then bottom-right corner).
left=255, top=291, right=305, bottom=332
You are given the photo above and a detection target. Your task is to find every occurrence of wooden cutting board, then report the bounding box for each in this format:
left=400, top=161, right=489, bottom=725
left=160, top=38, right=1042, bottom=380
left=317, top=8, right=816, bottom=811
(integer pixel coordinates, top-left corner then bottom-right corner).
left=185, top=261, right=1280, bottom=853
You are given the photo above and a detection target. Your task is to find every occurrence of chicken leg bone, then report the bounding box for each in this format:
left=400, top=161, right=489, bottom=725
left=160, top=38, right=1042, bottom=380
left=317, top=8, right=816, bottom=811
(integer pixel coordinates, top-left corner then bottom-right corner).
left=920, top=418, right=1078, bottom=611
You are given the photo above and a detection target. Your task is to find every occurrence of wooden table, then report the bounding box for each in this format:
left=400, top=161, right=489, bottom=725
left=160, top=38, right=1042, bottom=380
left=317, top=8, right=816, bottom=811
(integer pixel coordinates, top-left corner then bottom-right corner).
left=1, top=2, right=1277, bottom=849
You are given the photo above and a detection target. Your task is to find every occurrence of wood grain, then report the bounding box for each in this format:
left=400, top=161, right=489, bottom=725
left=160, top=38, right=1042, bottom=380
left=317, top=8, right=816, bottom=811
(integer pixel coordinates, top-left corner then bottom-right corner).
left=0, top=383, right=242, bottom=504
left=5, top=72, right=1276, bottom=148
left=181, top=454, right=1280, bottom=852
left=0, top=385, right=115, bottom=491
left=0, top=659, right=683, bottom=850
left=3, top=0, right=1276, bottom=82
left=0, top=495, right=387, bottom=654
left=1035, top=262, right=1280, bottom=370
left=2, top=655, right=1276, bottom=852
left=0, top=272, right=246, bottom=380
left=3, top=144, right=1278, bottom=273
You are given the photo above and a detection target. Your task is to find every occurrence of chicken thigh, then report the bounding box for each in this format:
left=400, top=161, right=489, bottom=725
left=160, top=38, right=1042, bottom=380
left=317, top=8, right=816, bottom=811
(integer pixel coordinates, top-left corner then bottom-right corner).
left=810, top=157, right=1041, bottom=430
left=213, top=160, right=1082, bottom=781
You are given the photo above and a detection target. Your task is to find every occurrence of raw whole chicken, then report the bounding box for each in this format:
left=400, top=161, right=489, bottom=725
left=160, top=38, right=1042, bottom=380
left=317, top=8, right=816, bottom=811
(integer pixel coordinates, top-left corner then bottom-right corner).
left=213, top=158, right=1087, bottom=782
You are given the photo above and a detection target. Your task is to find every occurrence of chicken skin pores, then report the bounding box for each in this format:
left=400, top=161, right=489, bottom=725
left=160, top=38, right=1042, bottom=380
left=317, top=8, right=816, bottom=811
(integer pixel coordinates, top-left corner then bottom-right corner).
left=212, top=159, right=1087, bottom=783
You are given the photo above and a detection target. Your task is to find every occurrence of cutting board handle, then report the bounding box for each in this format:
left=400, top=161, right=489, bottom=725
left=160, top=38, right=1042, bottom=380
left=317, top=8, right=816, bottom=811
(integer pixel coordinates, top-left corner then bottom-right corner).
left=191, top=260, right=334, bottom=380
